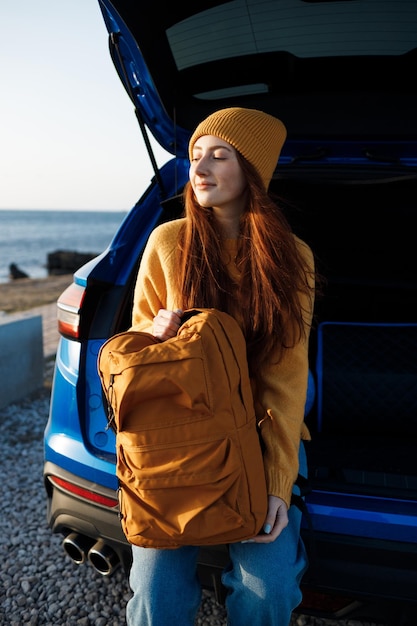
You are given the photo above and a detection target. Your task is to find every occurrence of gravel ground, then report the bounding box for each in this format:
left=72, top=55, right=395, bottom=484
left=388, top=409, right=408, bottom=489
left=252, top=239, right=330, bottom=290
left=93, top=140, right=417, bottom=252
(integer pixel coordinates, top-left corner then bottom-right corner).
left=0, top=358, right=388, bottom=626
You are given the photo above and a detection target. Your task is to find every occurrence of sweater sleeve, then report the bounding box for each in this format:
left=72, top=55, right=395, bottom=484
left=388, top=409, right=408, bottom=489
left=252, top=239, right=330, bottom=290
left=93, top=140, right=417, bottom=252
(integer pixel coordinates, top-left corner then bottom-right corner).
left=256, top=239, right=315, bottom=508
left=130, top=220, right=184, bottom=332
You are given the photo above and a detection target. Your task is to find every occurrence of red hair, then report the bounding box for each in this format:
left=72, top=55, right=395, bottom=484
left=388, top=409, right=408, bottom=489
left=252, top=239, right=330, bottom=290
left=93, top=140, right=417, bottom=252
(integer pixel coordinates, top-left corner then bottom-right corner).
left=176, top=155, right=315, bottom=374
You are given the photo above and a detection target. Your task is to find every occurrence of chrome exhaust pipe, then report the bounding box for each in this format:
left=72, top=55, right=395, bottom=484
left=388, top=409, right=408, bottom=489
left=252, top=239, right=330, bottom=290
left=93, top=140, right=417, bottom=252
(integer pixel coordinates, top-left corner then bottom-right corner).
left=62, top=532, right=95, bottom=565
left=88, top=539, right=120, bottom=576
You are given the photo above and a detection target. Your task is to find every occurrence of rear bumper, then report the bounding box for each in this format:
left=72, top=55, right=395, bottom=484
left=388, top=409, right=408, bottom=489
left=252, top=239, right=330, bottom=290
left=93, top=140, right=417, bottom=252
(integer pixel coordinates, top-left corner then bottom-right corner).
left=301, top=530, right=417, bottom=605
left=43, top=461, right=132, bottom=572
left=302, top=489, right=417, bottom=606
left=43, top=460, right=417, bottom=617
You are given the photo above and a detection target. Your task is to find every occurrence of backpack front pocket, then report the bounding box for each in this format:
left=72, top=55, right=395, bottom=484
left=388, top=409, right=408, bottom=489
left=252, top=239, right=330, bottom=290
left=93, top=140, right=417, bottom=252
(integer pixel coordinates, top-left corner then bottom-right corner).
left=115, top=332, right=214, bottom=434
left=117, top=435, right=247, bottom=547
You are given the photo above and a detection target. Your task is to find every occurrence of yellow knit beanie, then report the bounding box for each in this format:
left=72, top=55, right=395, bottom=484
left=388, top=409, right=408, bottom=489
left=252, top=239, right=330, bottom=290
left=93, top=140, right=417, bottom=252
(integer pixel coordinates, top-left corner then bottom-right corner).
left=188, top=107, right=287, bottom=190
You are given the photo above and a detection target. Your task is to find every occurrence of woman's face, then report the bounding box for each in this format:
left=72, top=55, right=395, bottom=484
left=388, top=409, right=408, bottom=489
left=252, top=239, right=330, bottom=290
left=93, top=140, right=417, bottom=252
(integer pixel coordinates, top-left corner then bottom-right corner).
left=189, top=135, right=247, bottom=219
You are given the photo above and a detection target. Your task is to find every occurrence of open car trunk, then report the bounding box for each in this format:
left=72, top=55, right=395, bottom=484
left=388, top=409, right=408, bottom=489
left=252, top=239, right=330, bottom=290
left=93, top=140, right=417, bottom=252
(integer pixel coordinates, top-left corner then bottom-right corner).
left=127, top=164, right=417, bottom=503
left=274, top=166, right=417, bottom=493
left=96, top=0, right=417, bottom=505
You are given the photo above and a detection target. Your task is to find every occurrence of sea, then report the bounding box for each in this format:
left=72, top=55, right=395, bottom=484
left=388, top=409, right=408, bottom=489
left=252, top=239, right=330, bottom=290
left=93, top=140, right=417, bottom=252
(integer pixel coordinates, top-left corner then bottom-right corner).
left=0, top=209, right=127, bottom=284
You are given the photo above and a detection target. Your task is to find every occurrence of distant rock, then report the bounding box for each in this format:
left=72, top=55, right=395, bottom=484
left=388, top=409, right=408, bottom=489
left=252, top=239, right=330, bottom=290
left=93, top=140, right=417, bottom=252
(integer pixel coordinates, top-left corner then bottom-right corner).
left=47, top=250, right=97, bottom=275
left=9, top=263, right=29, bottom=280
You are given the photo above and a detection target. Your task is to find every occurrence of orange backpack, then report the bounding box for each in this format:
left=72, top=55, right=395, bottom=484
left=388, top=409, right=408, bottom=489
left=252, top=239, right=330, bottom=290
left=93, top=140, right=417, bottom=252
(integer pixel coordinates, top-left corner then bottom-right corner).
left=97, top=308, right=268, bottom=549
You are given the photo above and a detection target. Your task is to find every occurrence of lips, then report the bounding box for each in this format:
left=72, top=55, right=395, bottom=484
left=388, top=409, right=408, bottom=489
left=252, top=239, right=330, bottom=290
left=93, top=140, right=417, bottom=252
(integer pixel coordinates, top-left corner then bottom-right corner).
left=195, top=181, right=215, bottom=189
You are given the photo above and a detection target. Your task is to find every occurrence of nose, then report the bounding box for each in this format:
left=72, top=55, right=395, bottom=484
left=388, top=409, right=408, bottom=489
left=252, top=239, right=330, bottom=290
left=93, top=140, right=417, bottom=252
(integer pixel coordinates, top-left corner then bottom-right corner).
left=193, top=154, right=209, bottom=175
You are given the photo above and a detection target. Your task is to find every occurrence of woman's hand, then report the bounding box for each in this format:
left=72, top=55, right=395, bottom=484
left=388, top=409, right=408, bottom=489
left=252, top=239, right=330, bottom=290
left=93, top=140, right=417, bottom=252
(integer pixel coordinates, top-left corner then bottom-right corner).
left=153, top=309, right=183, bottom=341
left=247, top=495, right=289, bottom=543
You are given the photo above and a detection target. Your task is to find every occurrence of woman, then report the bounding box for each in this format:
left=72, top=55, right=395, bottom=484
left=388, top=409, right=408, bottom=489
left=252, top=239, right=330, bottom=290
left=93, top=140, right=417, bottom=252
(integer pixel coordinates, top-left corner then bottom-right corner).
left=127, top=107, right=315, bottom=626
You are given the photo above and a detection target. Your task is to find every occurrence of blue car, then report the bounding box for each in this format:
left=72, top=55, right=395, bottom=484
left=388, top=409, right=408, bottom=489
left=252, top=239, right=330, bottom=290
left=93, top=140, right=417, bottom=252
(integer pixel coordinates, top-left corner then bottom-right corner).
left=44, top=1, right=417, bottom=621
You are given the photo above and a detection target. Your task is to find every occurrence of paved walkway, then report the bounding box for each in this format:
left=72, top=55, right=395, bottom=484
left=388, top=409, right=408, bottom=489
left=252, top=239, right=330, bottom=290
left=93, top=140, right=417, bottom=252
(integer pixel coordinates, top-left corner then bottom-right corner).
left=6, top=303, right=59, bottom=359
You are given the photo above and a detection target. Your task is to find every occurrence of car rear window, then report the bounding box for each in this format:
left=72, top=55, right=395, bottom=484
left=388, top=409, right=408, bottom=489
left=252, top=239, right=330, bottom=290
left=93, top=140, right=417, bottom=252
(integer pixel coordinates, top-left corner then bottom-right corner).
left=167, top=0, right=417, bottom=70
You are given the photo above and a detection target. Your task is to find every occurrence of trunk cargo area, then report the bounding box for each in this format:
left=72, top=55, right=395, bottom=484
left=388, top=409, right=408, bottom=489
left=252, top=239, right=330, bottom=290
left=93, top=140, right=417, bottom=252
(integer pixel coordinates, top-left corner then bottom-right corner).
left=275, top=169, right=417, bottom=500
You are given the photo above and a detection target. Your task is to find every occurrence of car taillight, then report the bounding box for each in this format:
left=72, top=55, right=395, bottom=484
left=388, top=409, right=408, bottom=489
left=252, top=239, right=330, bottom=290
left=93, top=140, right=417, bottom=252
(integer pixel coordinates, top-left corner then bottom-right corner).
left=48, top=476, right=118, bottom=509
left=57, top=283, right=86, bottom=339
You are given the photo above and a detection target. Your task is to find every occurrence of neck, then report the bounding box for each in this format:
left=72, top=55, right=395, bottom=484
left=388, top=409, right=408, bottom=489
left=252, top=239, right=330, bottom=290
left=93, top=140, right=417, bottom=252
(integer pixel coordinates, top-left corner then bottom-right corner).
left=212, top=206, right=243, bottom=239
left=217, top=220, right=240, bottom=239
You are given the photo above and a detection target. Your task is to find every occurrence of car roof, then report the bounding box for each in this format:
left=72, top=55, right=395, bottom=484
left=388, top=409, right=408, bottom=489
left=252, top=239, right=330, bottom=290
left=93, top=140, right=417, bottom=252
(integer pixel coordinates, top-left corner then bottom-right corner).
left=98, top=0, right=417, bottom=159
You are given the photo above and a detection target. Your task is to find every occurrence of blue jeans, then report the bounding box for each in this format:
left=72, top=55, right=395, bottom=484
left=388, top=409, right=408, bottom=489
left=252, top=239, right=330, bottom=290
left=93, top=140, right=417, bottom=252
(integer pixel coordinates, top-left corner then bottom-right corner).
left=126, top=443, right=308, bottom=626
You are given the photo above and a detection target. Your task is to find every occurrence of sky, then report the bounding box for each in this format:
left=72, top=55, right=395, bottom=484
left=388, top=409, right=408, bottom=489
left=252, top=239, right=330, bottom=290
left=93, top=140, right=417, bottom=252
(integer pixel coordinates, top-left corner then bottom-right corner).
left=0, top=0, right=170, bottom=211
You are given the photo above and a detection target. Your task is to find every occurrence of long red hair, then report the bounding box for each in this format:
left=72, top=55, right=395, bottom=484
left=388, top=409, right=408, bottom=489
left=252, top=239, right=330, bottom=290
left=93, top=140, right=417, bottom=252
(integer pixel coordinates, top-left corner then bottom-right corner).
left=176, top=154, right=315, bottom=374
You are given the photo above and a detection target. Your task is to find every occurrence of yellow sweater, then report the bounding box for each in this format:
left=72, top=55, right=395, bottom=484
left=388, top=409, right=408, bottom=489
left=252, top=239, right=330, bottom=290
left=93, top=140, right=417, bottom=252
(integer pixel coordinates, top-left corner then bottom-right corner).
left=131, top=218, right=314, bottom=507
